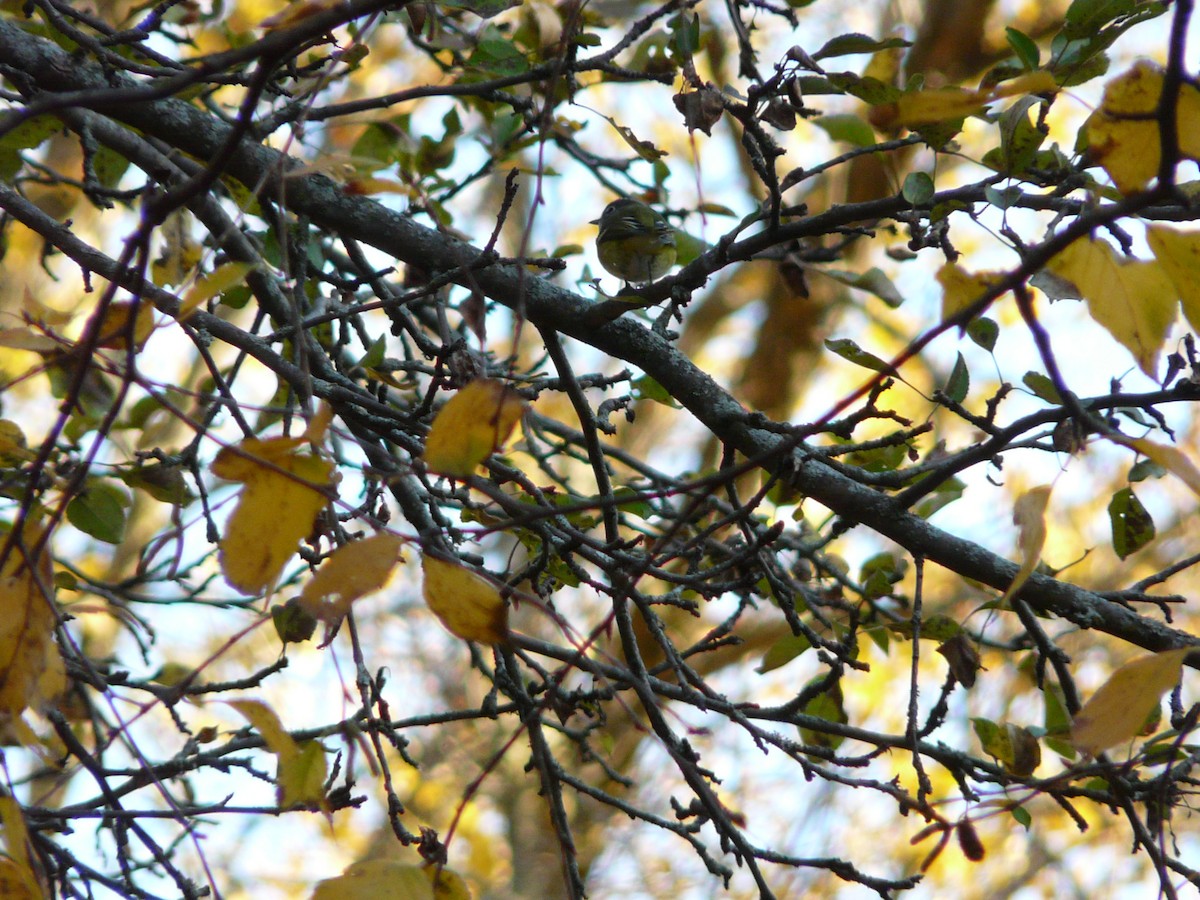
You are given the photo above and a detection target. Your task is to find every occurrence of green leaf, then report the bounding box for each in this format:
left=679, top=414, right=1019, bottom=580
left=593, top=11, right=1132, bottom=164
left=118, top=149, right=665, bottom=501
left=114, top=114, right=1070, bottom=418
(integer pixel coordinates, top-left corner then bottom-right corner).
left=1045, top=736, right=1077, bottom=759
left=758, top=634, right=811, bottom=673
left=912, top=111, right=967, bottom=150
left=0, top=114, right=61, bottom=181
left=996, top=96, right=1047, bottom=175
left=865, top=625, right=890, bottom=654
left=1043, top=683, right=1072, bottom=735
left=914, top=476, right=965, bottom=519
left=1062, top=0, right=1137, bottom=39
left=278, top=739, right=328, bottom=808
left=67, top=481, right=130, bottom=544
left=944, top=352, right=969, bottom=404
left=794, top=76, right=841, bottom=96
left=888, top=613, right=962, bottom=642
left=0, top=114, right=61, bottom=153
left=119, top=462, right=193, bottom=506
left=966, top=317, right=998, bottom=351
left=812, top=33, right=911, bottom=60
left=984, top=184, right=1024, bottom=209
left=813, top=114, right=877, bottom=147
left=91, top=145, right=132, bottom=191
left=824, top=338, right=893, bottom=374
left=467, top=35, right=529, bottom=77
left=271, top=598, right=318, bottom=644
left=972, top=717, right=1009, bottom=762
left=901, top=172, right=935, bottom=206
left=1053, top=43, right=1112, bottom=87
left=820, top=267, right=904, bottom=307
left=845, top=442, right=907, bottom=473
left=1022, top=371, right=1061, bottom=404
left=672, top=228, right=708, bottom=267
left=1005, top=27, right=1040, bottom=70
left=358, top=334, right=387, bottom=369
left=352, top=121, right=402, bottom=172
left=632, top=375, right=680, bottom=408
left=1128, top=458, right=1167, bottom=482
left=220, top=285, right=252, bottom=310
left=799, top=680, right=847, bottom=749
left=440, top=0, right=521, bottom=17
left=611, top=487, right=653, bottom=519
left=1010, top=805, right=1033, bottom=830
left=825, top=72, right=901, bottom=105
left=859, top=552, right=907, bottom=601
left=1108, top=487, right=1155, bottom=559
left=669, top=11, right=701, bottom=61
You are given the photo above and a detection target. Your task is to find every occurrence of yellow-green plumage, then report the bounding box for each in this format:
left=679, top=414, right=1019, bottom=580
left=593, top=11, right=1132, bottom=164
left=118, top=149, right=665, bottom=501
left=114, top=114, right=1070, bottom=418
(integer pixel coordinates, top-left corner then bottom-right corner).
left=591, top=198, right=677, bottom=286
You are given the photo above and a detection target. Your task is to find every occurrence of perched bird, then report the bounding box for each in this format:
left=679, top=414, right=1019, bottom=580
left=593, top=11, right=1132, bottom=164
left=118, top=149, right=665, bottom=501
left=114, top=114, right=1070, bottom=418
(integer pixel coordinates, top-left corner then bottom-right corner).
left=591, top=198, right=677, bottom=288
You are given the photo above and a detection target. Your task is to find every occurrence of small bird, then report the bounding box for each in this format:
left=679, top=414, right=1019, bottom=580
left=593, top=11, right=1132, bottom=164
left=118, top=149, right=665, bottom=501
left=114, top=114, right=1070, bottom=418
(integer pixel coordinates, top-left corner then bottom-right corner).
left=591, top=198, right=677, bottom=289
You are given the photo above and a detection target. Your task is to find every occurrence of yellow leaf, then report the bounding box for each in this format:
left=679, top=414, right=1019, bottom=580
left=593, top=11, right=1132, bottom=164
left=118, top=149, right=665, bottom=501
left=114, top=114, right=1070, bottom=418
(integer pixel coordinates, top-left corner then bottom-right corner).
left=421, top=555, right=509, bottom=645
left=230, top=700, right=326, bottom=808
left=0, top=797, right=41, bottom=900
left=1071, top=648, right=1192, bottom=757
left=311, top=860, right=435, bottom=900
left=0, top=521, right=66, bottom=720
left=426, top=865, right=473, bottom=899
left=936, top=262, right=1008, bottom=324
left=298, top=532, right=405, bottom=622
left=178, top=262, right=255, bottom=320
left=229, top=698, right=299, bottom=759
left=343, top=177, right=419, bottom=197
left=1085, top=62, right=1200, bottom=193
left=150, top=215, right=202, bottom=288
left=998, top=486, right=1051, bottom=606
left=895, top=87, right=985, bottom=126
left=1047, top=237, right=1176, bottom=377
left=0, top=329, right=60, bottom=353
left=0, top=421, right=34, bottom=465
left=422, top=379, right=525, bottom=478
left=894, top=72, right=1058, bottom=128
left=87, top=300, right=155, bottom=351
left=213, top=438, right=335, bottom=594
left=1123, top=437, right=1200, bottom=499
left=260, top=0, right=348, bottom=30
left=211, top=436, right=306, bottom=480
left=303, top=402, right=334, bottom=444
left=0, top=858, right=41, bottom=900
left=991, top=71, right=1058, bottom=99
left=1146, top=225, right=1200, bottom=334
left=278, top=739, right=327, bottom=808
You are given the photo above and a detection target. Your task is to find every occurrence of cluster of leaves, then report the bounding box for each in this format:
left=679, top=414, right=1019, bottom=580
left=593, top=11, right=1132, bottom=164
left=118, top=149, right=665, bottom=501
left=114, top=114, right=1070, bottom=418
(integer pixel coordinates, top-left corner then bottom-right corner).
left=0, top=0, right=1198, bottom=898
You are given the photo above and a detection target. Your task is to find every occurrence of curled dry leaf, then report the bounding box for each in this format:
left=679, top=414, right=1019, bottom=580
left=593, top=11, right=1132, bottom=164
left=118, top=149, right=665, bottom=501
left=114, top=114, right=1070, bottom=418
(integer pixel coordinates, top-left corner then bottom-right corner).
left=998, top=485, right=1051, bottom=606
left=421, top=554, right=509, bottom=645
